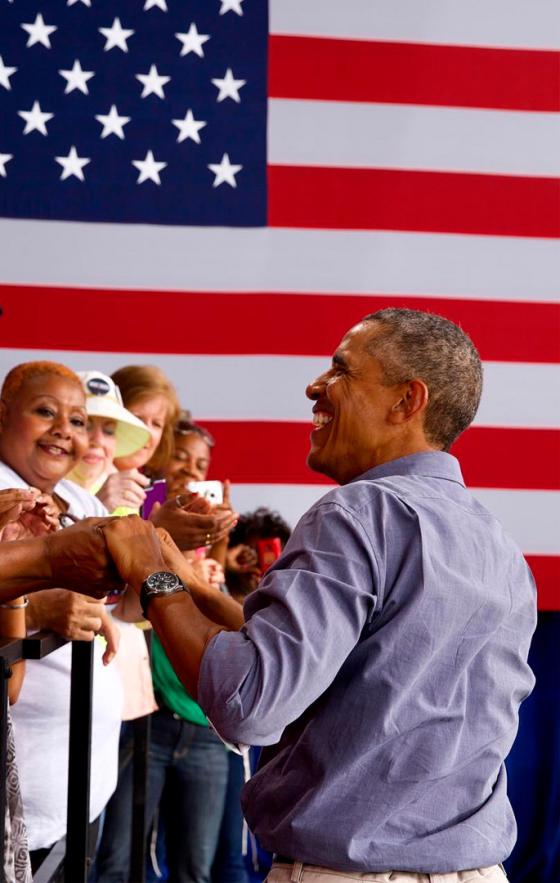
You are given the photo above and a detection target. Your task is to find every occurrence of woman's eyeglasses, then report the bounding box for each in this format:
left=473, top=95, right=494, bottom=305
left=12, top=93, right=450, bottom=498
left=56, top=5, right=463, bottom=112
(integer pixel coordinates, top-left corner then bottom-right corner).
left=174, top=419, right=215, bottom=448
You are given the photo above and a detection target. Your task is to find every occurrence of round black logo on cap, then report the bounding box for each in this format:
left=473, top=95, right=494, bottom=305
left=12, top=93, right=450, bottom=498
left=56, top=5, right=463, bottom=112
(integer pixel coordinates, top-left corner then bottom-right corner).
left=87, top=377, right=111, bottom=396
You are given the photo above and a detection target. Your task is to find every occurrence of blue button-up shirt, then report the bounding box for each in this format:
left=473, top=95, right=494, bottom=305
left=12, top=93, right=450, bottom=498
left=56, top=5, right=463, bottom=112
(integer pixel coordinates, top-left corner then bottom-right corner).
left=198, top=452, right=536, bottom=873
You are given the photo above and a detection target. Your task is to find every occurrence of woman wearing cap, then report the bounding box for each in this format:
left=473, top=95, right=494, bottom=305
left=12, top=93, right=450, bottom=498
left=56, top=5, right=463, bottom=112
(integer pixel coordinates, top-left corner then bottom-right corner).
left=67, top=371, right=151, bottom=511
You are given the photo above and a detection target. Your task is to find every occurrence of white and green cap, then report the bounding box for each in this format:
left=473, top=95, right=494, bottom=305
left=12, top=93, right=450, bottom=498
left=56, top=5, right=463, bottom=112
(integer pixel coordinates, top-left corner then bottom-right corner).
left=77, top=371, right=150, bottom=458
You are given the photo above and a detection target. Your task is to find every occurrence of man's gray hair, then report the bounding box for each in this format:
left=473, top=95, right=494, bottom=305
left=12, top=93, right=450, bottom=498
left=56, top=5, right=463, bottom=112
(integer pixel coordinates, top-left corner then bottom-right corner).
left=362, top=308, right=483, bottom=451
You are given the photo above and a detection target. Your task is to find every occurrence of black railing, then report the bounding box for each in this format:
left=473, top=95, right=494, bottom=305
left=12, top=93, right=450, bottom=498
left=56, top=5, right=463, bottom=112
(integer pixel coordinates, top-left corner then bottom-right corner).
left=0, top=632, right=150, bottom=883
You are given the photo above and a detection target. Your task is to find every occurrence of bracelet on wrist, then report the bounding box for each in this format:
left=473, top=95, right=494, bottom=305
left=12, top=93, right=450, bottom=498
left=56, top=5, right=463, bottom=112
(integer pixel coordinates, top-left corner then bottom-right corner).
left=0, top=596, right=29, bottom=610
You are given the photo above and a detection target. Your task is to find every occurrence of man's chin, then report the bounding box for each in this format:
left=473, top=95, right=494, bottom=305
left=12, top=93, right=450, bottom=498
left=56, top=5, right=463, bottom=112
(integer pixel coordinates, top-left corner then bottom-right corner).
left=307, top=450, right=337, bottom=483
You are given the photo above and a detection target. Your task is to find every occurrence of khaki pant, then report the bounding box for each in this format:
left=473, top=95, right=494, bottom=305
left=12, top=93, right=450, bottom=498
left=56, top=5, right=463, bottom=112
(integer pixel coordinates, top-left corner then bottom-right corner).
left=266, top=860, right=508, bottom=883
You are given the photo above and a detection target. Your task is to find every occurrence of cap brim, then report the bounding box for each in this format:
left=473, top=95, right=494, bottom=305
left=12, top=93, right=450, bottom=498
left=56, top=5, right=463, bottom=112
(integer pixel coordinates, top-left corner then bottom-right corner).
left=85, top=398, right=151, bottom=458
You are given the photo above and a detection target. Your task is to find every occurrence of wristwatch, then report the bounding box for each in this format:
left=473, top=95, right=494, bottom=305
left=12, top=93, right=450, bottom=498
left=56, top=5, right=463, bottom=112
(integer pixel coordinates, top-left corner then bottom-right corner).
left=140, top=571, right=187, bottom=618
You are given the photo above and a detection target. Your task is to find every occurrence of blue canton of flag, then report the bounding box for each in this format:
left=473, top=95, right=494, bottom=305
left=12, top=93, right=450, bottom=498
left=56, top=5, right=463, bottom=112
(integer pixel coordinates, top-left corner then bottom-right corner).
left=0, top=0, right=267, bottom=226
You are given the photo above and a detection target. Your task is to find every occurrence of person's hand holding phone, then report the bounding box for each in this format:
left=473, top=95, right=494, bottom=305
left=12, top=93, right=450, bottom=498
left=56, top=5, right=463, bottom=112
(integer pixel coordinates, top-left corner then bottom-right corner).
left=96, top=469, right=150, bottom=512
left=151, top=492, right=237, bottom=551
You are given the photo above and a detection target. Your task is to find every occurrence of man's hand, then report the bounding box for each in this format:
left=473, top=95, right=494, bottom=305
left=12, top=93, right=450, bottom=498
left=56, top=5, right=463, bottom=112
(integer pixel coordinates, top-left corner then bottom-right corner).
left=100, top=516, right=167, bottom=592
left=151, top=495, right=237, bottom=551
left=96, top=469, right=150, bottom=512
left=43, top=517, right=124, bottom=598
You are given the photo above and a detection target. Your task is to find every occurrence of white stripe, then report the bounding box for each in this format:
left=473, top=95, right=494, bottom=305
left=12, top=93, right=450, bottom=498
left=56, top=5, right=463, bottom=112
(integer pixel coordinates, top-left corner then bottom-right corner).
left=2, top=220, right=559, bottom=302
left=0, top=350, right=557, bottom=430
left=230, top=485, right=560, bottom=554
left=270, top=0, right=560, bottom=51
left=471, top=489, right=560, bottom=555
left=476, top=363, right=560, bottom=430
left=270, top=99, right=560, bottom=178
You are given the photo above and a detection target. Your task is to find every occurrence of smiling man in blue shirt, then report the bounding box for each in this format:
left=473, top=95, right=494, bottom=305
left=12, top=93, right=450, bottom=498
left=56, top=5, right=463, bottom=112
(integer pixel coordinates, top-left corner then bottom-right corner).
left=105, top=309, right=536, bottom=883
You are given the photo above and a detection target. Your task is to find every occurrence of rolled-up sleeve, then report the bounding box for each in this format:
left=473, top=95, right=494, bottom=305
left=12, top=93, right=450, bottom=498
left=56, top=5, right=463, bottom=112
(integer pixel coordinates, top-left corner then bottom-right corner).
left=197, top=501, right=380, bottom=745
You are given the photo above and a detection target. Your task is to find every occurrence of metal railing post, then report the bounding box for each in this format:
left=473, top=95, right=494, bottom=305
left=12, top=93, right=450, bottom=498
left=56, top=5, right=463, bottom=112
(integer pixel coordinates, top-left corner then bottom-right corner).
left=129, top=713, right=151, bottom=883
left=0, top=655, right=10, bottom=883
left=64, top=640, right=94, bottom=882
left=130, top=630, right=153, bottom=883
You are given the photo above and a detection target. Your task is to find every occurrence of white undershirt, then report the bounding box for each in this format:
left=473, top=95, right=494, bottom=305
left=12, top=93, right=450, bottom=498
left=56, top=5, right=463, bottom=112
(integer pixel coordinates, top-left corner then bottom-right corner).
left=0, top=461, right=123, bottom=850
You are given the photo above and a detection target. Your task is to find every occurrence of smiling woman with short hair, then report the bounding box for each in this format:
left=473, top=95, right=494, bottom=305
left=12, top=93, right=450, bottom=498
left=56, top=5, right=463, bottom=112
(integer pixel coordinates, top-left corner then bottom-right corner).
left=0, top=359, right=123, bottom=871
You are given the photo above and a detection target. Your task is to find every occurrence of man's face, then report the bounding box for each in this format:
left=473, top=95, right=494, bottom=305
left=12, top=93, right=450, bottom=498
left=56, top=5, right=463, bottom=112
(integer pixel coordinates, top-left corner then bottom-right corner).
left=306, top=322, right=404, bottom=485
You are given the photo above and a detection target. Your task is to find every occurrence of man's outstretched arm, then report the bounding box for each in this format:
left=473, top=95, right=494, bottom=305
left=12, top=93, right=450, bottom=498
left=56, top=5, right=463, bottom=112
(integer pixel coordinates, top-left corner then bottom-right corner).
left=101, top=516, right=228, bottom=698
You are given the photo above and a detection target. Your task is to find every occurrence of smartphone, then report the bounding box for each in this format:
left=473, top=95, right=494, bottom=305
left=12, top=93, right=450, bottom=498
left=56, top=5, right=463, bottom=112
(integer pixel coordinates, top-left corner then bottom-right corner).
left=256, top=538, right=283, bottom=573
left=140, top=479, right=167, bottom=520
left=187, top=480, right=223, bottom=505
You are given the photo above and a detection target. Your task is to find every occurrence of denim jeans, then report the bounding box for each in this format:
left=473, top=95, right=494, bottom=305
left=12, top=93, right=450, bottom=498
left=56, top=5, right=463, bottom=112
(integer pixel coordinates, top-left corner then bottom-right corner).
left=212, top=751, right=250, bottom=883
left=145, top=707, right=229, bottom=883
left=94, top=721, right=136, bottom=883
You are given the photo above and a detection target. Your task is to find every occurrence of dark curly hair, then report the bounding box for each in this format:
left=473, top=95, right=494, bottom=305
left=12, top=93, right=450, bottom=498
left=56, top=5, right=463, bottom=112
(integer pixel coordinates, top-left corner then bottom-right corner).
left=228, top=507, right=291, bottom=548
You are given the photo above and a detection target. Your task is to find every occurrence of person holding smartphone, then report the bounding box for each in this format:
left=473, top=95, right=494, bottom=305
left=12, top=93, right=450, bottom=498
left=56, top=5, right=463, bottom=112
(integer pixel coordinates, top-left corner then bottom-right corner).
left=146, top=413, right=239, bottom=883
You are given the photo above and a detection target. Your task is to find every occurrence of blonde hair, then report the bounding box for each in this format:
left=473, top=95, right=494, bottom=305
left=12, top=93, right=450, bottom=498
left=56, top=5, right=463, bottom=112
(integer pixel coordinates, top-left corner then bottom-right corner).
left=111, top=365, right=180, bottom=474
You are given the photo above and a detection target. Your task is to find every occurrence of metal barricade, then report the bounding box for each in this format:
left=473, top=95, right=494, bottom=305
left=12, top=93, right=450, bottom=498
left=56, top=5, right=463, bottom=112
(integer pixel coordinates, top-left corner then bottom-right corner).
left=0, top=632, right=150, bottom=883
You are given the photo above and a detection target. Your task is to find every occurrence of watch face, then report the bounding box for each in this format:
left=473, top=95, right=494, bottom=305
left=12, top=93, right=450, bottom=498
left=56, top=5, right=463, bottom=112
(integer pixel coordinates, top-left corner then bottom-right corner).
left=146, top=571, right=181, bottom=591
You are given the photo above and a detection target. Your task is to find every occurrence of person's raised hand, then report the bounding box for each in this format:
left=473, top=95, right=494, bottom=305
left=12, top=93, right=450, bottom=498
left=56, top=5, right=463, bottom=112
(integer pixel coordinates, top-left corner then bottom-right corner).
left=193, top=557, right=225, bottom=591
left=151, top=496, right=237, bottom=551
left=226, top=544, right=259, bottom=574
left=0, top=487, right=38, bottom=529
left=43, top=517, right=124, bottom=598
left=99, top=515, right=166, bottom=592
left=0, top=488, right=61, bottom=542
left=96, top=469, right=150, bottom=512
left=0, top=487, right=42, bottom=534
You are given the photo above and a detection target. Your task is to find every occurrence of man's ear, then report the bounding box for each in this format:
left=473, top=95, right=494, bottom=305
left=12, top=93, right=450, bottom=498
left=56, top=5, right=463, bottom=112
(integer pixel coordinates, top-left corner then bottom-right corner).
left=388, top=380, right=429, bottom=424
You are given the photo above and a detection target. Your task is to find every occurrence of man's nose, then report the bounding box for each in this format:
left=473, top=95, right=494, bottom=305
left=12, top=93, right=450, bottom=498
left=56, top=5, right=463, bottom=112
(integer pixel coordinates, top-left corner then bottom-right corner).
left=306, top=374, right=326, bottom=401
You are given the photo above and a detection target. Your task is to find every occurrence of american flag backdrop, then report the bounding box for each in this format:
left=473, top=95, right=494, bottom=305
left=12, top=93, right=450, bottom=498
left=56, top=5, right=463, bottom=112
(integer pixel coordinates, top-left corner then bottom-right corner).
left=0, top=1, right=559, bottom=608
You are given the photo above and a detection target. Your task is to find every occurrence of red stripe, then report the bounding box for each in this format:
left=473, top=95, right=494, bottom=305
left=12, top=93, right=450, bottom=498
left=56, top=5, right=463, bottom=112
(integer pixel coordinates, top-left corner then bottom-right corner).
left=203, top=422, right=560, bottom=491
left=268, top=166, right=560, bottom=238
left=269, top=35, right=560, bottom=113
left=452, top=428, right=560, bottom=490
left=526, top=556, right=560, bottom=611
left=1, top=286, right=558, bottom=363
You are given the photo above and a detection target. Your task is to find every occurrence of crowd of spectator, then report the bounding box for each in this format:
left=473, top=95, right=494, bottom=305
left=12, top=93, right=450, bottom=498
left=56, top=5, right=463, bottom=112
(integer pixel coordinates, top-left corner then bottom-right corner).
left=0, top=358, right=291, bottom=883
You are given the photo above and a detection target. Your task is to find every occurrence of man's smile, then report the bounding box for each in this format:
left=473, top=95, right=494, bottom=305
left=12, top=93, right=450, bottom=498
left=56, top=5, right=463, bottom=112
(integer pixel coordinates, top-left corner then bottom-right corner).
left=311, top=410, right=333, bottom=431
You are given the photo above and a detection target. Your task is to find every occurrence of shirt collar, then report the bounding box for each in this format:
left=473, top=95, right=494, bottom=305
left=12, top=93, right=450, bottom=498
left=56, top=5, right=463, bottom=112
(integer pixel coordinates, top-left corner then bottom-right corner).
left=351, top=451, right=465, bottom=487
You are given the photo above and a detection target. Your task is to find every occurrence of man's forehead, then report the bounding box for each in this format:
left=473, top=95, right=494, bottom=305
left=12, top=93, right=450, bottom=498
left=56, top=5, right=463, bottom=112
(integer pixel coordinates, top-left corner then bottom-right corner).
left=335, top=321, right=379, bottom=358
